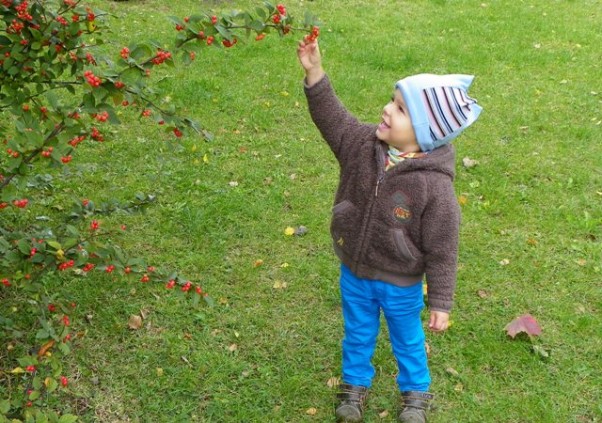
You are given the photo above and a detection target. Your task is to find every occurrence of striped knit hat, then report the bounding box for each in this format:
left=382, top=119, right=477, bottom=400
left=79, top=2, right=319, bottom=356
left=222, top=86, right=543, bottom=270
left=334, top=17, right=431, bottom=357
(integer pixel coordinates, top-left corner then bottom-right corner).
left=395, top=74, right=482, bottom=152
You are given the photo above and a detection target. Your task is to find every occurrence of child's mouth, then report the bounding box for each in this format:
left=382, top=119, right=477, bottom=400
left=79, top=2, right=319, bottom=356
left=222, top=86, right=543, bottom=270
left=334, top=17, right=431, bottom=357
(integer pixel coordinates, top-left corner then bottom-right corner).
left=378, top=121, right=390, bottom=131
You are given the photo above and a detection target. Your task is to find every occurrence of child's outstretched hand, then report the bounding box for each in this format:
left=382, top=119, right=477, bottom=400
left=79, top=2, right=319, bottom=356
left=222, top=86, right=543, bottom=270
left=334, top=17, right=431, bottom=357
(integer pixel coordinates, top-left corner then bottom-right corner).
left=429, top=310, right=450, bottom=332
left=297, top=39, right=324, bottom=87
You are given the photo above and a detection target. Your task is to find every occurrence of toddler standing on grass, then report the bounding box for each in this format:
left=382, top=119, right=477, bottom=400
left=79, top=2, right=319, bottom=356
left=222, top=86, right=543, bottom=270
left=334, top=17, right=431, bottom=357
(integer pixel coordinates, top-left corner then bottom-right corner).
left=296, top=39, right=481, bottom=423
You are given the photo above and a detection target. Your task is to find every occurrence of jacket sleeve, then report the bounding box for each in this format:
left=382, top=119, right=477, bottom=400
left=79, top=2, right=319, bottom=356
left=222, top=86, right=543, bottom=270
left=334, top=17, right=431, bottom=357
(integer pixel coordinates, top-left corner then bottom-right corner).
left=304, top=75, right=373, bottom=160
left=421, top=176, right=461, bottom=312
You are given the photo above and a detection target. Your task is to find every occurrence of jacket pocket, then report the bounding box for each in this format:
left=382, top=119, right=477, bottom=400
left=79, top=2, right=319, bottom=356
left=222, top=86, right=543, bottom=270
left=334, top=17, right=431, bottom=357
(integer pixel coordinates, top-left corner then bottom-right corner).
left=331, top=200, right=360, bottom=255
left=392, top=229, right=417, bottom=262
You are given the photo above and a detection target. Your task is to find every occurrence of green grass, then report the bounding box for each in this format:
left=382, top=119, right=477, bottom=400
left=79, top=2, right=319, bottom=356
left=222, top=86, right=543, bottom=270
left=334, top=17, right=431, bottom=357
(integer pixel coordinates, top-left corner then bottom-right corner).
left=4, top=0, right=602, bottom=421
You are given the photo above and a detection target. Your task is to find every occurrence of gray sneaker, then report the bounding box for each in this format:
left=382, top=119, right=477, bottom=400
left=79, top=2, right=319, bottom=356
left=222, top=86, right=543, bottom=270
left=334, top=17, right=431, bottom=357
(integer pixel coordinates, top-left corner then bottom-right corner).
left=335, top=383, right=368, bottom=422
left=398, top=391, right=434, bottom=423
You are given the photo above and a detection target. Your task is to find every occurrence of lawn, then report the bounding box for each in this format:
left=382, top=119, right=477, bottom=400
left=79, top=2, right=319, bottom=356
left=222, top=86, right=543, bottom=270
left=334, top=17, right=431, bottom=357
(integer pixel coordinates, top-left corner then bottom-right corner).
left=2, top=0, right=601, bottom=422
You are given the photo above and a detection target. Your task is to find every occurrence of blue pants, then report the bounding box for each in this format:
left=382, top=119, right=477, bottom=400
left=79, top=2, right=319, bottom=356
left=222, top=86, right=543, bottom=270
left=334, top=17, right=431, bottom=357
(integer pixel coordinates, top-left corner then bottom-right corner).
left=340, top=264, right=430, bottom=392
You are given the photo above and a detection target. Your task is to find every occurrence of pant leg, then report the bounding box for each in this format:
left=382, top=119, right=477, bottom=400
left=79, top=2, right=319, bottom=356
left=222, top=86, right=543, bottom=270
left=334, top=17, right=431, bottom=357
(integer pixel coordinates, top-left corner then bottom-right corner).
left=380, top=281, right=430, bottom=392
left=339, top=264, right=381, bottom=388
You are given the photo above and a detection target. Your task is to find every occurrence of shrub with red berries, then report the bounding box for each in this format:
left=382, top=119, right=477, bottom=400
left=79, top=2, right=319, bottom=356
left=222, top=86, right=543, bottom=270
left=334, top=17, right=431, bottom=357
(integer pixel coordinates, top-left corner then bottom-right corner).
left=0, top=0, right=319, bottom=420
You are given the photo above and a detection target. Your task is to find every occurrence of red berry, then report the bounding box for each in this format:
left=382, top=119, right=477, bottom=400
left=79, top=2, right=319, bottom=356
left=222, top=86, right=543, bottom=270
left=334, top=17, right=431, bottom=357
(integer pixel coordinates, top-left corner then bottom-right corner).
left=60, top=376, right=68, bottom=387
left=26, top=365, right=36, bottom=373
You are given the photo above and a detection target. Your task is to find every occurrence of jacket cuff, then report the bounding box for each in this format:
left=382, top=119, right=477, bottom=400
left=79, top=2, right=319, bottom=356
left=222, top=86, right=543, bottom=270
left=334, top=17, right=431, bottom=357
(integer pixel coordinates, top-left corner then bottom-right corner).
left=427, top=297, right=453, bottom=313
left=303, top=74, right=329, bottom=93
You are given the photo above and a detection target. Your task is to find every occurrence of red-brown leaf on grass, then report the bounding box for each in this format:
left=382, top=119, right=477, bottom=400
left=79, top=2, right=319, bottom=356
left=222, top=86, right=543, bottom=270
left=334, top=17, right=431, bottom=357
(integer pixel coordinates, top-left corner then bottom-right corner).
left=505, top=314, right=542, bottom=338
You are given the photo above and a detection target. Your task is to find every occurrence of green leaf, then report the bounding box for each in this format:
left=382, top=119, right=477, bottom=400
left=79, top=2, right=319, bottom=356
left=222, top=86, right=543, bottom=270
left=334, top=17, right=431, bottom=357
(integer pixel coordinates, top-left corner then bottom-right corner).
left=28, top=390, right=41, bottom=401
left=47, top=241, right=62, bottom=250
left=0, top=399, right=10, bottom=414
left=36, top=329, right=49, bottom=339
left=18, top=239, right=31, bottom=255
left=58, top=415, right=78, bottom=423
left=46, top=377, right=58, bottom=393
left=215, top=24, right=233, bottom=40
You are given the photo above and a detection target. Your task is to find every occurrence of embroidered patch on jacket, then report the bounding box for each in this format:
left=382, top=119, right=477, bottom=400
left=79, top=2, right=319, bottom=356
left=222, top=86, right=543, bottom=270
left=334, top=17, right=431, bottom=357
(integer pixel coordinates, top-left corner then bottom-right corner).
left=392, top=191, right=412, bottom=223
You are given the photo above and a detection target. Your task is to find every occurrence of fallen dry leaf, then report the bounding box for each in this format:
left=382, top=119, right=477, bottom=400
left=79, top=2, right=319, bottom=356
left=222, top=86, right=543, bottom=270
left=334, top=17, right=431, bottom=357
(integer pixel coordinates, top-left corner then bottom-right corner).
left=37, top=340, right=55, bottom=357
left=499, top=258, right=510, bottom=266
left=156, top=368, right=164, bottom=377
left=462, top=157, right=479, bottom=168
left=477, top=289, right=489, bottom=299
left=273, top=280, right=288, bottom=289
left=284, top=226, right=295, bottom=236
left=127, top=315, right=142, bottom=330
left=505, top=314, right=542, bottom=338
left=446, top=367, right=460, bottom=377
left=253, top=259, right=264, bottom=268
left=379, top=410, right=389, bottom=418
left=306, top=408, right=318, bottom=416
left=458, top=195, right=468, bottom=206
left=228, top=343, right=238, bottom=352
left=326, top=376, right=340, bottom=389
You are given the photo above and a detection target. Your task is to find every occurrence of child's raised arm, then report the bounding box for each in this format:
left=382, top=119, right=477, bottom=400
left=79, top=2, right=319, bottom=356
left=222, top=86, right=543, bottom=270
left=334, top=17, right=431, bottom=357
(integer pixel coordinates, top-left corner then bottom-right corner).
left=297, top=39, right=325, bottom=87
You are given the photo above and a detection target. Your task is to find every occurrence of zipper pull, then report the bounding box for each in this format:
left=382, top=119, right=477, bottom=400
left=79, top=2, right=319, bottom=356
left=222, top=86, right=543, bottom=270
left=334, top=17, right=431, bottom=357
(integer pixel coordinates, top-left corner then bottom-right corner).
left=375, top=176, right=384, bottom=197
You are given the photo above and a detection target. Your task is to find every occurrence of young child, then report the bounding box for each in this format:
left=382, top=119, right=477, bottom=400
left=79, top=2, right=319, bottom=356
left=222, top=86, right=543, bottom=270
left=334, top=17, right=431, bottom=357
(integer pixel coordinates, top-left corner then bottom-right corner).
left=297, top=39, right=481, bottom=423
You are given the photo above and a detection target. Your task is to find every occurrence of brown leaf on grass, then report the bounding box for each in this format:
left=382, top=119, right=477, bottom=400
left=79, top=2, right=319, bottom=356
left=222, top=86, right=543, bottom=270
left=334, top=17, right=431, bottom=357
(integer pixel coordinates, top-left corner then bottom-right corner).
left=37, top=340, right=55, bottom=357
left=477, top=289, right=489, bottom=299
left=505, top=314, right=542, bottom=338
left=127, top=315, right=142, bottom=330
left=378, top=410, right=389, bottom=418
left=306, top=408, right=318, bottom=416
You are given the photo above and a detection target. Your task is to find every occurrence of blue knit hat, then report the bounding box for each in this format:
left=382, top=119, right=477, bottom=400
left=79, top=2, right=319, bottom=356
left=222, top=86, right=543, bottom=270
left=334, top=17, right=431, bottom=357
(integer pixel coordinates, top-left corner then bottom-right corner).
left=395, top=74, right=482, bottom=152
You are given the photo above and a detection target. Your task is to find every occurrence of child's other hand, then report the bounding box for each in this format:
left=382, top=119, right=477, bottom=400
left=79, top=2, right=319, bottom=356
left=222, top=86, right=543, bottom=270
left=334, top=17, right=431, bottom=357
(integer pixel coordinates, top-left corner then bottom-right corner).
left=297, top=39, right=324, bottom=86
left=428, top=311, right=450, bottom=332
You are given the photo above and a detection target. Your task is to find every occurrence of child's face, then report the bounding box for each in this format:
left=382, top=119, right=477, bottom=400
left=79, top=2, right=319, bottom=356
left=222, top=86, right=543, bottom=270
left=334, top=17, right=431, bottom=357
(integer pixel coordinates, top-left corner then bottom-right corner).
left=375, top=89, right=420, bottom=152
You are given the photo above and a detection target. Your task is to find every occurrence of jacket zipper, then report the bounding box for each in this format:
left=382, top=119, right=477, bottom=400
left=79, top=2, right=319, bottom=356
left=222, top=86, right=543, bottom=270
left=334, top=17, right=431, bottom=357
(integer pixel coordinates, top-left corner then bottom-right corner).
left=352, top=147, right=386, bottom=273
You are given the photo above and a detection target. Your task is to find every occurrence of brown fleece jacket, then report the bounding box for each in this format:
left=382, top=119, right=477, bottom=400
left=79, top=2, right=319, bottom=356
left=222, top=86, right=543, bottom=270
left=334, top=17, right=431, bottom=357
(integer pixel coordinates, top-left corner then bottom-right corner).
left=305, top=75, right=460, bottom=312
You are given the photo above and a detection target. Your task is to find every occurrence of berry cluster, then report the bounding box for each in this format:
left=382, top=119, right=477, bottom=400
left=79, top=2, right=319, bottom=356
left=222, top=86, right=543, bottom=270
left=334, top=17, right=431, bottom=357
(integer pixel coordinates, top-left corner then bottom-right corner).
left=222, top=38, right=238, bottom=48
left=41, top=147, right=54, bottom=157
left=151, top=50, right=172, bottom=65
left=90, top=127, right=104, bottom=141
left=304, top=25, right=320, bottom=43
left=58, top=260, right=75, bottom=271
left=83, top=70, right=102, bottom=87
left=120, top=47, right=130, bottom=60
left=68, top=135, right=85, bottom=147
left=13, top=199, right=28, bottom=208
left=93, top=111, right=109, bottom=122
